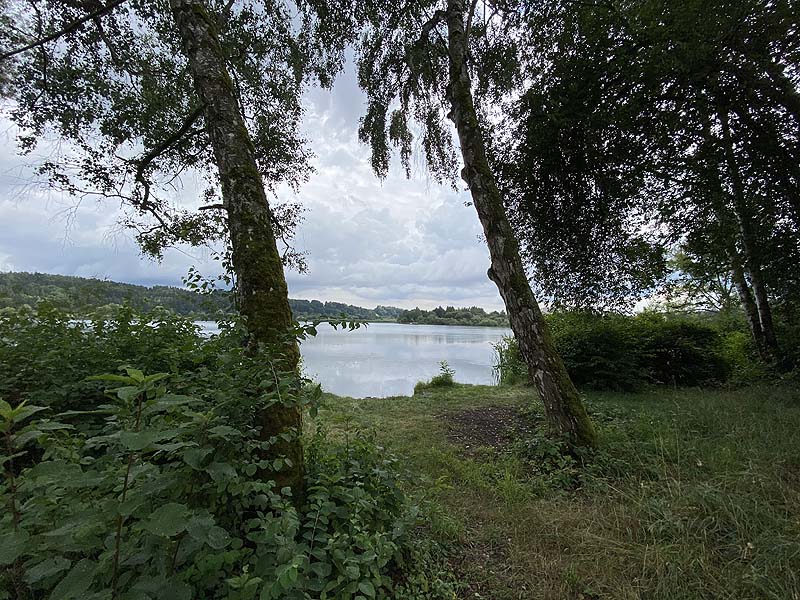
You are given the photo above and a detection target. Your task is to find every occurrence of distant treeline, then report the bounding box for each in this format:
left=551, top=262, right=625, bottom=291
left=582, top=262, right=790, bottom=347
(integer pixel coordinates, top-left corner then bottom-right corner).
left=0, top=272, right=508, bottom=326
left=397, top=305, right=508, bottom=327
left=0, top=272, right=404, bottom=322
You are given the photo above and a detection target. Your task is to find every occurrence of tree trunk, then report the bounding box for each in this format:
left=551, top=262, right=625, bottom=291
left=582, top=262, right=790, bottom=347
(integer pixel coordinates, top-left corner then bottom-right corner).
left=443, top=0, right=596, bottom=448
left=718, top=108, right=780, bottom=359
left=169, top=0, right=304, bottom=498
left=728, top=250, right=767, bottom=358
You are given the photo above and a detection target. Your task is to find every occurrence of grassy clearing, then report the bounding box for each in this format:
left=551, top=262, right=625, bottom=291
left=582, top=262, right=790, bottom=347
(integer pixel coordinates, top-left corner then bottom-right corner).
left=313, top=383, right=800, bottom=600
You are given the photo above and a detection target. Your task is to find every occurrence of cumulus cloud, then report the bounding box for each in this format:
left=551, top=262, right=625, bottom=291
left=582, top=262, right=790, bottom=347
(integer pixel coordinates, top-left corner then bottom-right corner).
left=0, top=63, right=505, bottom=311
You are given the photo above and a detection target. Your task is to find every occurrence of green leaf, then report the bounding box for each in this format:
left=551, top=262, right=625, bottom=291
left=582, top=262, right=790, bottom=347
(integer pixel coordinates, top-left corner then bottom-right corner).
left=50, top=558, right=96, bottom=600
left=25, top=556, right=72, bottom=584
left=358, top=581, right=376, bottom=597
left=119, top=429, right=180, bottom=451
left=0, top=529, right=30, bottom=565
left=0, top=399, right=13, bottom=419
left=206, top=526, right=232, bottom=550
left=87, top=374, right=134, bottom=383
left=206, top=462, right=237, bottom=482
left=125, top=368, right=145, bottom=382
left=207, top=425, right=240, bottom=438
left=143, top=503, right=189, bottom=537
left=13, top=404, right=47, bottom=422
left=115, top=386, right=141, bottom=402
left=182, top=447, right=212, bottom=469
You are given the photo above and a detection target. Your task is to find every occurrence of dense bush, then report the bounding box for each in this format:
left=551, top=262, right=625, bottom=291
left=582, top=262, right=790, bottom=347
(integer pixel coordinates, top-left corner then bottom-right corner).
left=547, top=312, right=647, bottom=390
left=494, top=311, right=741, bottom=390
left=0, top=303, right=205, bottom=413
left=0, top=306, right=456, bottom=599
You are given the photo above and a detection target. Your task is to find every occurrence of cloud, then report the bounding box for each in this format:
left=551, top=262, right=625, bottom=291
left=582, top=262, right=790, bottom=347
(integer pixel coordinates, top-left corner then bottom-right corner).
left=0, top=62, right=506, bottom=311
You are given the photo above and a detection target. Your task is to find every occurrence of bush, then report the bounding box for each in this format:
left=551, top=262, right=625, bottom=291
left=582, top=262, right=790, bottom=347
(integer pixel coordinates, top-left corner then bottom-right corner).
left=493, top=311, right=735, bottom=391
left=547, top=312, right=646, bottom=390
left=492, top=336, right=528, bottom=386
left=414, top=361, right=456, bottom=393
left=0, top=303, right=205, bottom=414
left=0, top=306, right=456, bottom=599
left=633, top=313, right=729, bottom=387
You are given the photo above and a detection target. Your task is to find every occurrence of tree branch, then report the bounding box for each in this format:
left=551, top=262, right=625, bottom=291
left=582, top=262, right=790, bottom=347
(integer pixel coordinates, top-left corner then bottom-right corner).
left=0, top=0, right=129, bottom=61
left=419, top=9, right=447, bottom=40
left=464, top=0, right=480, bottom=47
left=133, top=104, right=205, bottom=224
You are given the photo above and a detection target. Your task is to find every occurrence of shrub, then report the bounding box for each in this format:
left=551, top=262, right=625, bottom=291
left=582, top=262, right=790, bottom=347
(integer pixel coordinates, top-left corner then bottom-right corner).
left=491, top=336, right=528, bottom=386
left=493, top=311, right=735, bottom=390
left=547, top=312, right=646, bottom=390
left=0, top=306, right=457, bottom=599
left=414, top=361, right=456, bottom=393
left=633, top=313, right=729, bottom=386
left=0, top=303, right=205, bottom=414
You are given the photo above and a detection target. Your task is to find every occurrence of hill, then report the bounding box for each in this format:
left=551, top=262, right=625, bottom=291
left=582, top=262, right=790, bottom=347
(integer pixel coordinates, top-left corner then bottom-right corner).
left=0, top=271, right=401, bottom=321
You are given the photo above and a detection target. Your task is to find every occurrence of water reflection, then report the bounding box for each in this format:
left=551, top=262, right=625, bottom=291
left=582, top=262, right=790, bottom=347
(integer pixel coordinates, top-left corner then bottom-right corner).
left=196, top=321, right=511, bottom=398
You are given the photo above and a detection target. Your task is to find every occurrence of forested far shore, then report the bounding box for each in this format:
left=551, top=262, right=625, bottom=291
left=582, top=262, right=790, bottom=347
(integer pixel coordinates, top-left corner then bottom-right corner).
left=0, top=271, right=508, bottom=326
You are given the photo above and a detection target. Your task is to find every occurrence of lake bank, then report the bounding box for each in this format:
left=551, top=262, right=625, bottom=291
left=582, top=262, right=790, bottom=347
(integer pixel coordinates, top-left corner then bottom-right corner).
left=316, top=382, right=800, bottom=599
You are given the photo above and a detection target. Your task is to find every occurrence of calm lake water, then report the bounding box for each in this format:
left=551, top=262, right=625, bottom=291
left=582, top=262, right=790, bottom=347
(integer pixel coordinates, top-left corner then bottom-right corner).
left=196, top=321, right=511, bottom=397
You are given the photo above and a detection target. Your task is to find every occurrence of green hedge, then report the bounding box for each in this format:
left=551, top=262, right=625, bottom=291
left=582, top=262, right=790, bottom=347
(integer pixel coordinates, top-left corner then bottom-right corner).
left=495, top=311, right=738, bottom=390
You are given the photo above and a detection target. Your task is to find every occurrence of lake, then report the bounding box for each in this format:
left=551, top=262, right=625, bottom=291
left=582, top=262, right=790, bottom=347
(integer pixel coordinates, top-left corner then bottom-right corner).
left=197, top=321, right=511, bottom=397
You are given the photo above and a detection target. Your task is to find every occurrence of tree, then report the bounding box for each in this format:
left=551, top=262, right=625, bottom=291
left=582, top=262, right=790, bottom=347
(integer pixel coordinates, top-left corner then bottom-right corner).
left=0, top=0, right=341, bottom=495
left=349, top=0, right=597, bottom=447
left=500, top=0, right=799, bottom=365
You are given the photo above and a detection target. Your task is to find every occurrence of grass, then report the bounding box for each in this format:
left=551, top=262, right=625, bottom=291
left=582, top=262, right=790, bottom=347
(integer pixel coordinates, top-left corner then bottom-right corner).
left=313, top=383, right=800, bottom=599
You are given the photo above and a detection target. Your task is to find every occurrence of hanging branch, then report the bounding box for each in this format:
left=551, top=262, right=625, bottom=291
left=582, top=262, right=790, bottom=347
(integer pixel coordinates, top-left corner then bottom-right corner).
left=0, top=0, right=129, bottom=61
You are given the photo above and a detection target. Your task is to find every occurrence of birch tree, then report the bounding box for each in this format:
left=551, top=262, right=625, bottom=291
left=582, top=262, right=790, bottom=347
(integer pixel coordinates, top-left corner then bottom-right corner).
left=0, top=0, right=343, bottom=494
left=346, top=0, right=598, bottom=448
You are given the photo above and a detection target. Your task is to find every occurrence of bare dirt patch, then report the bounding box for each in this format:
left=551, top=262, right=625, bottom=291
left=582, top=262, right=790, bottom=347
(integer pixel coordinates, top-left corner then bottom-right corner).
left=440, top=406, right=533, bottom=453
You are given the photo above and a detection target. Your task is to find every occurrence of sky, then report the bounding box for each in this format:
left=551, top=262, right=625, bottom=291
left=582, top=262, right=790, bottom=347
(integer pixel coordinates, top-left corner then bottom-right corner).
left=0, top=64, right=506, bottom=312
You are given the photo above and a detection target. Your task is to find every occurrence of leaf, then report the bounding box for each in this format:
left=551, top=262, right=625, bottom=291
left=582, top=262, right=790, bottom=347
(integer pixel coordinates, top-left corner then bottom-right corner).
left=115, top=386, right=141, bottom=402
left=182, top=447, right=212, bottom=469
left=0, top=529, right=30, bottom=565
left=0, top=399, right=12, bottom=419
left=143, top=503, right=189, bottom=537
left=119, top=429, right=180, bottom=451
left=13, top=404, right=47, bottom=422
left=207, top=425, right=240, bottom=438
left=86, top=374, right=134, bottom=383
left=25, top=556, right=72, bottom=584
left=206, top=461, right=237, bottom=482
left=125, top=368, right=145, bottom=382
left=206, top=526, right=232, bottom=550
left=49, top=558, right=97, bottom=600
left=358, top=581, right=376, bottom=597
left=186, top=517, right=231, bottom=550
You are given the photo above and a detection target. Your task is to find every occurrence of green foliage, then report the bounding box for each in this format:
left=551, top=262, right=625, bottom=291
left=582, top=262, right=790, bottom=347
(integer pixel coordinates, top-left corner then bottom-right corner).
left=494, top=311, right=738, bottom=391
left=414, top=362, right=456, bottom=393
left=491, top=336, right=527, bottom=386
left=0, top=307, right=455, bottom=599
left=398, top=306, right=508, bottom=327
left=0, top=303, right=205, bottom=415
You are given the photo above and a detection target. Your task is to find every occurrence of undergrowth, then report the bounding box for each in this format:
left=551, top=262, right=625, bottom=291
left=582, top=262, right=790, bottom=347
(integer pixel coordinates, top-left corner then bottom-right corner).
left=0, top=305, right=457, bottom=599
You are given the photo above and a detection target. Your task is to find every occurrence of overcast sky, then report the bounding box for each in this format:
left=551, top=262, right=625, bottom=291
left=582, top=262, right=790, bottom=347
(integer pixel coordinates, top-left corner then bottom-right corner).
left=0, top=64, right=505, bottom=311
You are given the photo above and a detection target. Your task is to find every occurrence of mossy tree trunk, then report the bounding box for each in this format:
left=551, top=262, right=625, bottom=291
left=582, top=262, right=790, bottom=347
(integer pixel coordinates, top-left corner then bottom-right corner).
left=443, top=0, right=597, bottom=449
left=169, top=0, right=304, bottom=498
